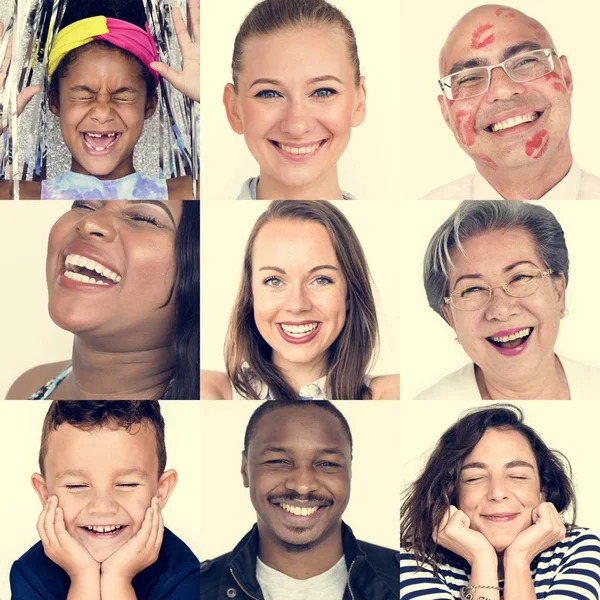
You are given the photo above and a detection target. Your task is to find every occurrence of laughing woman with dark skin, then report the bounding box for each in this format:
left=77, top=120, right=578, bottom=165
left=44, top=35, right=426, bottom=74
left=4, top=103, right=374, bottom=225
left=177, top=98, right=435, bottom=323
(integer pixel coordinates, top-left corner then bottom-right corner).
left=6, top=200, right=199, bottom=400
left=400, top=405, right=600, bottom=600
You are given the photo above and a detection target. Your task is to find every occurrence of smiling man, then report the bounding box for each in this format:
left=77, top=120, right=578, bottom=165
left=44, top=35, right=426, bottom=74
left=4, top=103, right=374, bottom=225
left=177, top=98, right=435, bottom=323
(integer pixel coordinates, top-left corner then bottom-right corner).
left=423, top=4, right=600, bottom=200
left=199, top=400, right=399, bottom=600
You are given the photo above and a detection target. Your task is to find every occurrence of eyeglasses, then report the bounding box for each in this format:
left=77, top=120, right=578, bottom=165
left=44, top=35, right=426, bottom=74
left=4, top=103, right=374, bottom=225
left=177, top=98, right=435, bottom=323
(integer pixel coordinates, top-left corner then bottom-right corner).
left=444, top=269, right=553, bottom=311
left=439, top=48, right=558, bottom=101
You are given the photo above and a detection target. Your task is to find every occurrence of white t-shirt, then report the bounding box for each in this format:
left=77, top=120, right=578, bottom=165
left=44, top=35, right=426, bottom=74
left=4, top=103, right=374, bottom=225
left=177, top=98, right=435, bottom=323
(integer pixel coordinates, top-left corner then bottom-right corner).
left=414, top=356, right=600, bottom=400
left=421, top=162, right=600, bottom=200
left=256, top=555, right=348, bottom=600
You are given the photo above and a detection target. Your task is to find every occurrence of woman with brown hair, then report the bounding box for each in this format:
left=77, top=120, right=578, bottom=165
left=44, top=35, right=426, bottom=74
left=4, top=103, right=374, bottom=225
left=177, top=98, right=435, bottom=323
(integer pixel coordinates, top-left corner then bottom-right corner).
left=200, top=200, right=398, bottom=400
left=400, top=404, right=600, bottom=599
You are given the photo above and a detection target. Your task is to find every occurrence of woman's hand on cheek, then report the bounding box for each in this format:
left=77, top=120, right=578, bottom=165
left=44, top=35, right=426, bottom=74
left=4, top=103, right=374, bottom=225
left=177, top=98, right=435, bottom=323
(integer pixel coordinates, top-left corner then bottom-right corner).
left=433, top=505, right=496, bottom=566
left=100, top=497, right=164, bottom=583
left=505, top=502, right=566, bottom=563
left=150, top=0, right=200, bottom=103
left=36, top=495, right=100, bottom=580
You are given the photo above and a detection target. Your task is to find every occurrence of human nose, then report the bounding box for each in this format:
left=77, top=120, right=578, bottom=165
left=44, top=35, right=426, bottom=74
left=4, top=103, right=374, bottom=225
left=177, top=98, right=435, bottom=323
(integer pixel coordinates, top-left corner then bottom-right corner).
left=484, top=66, right=527, bottom=103
left=86, top=489, right=119, bottom=515
left=279, top=98, right=315, bottom=137
left=285, top=464, right=320, bottom=495
left=88, top=93, right=116, bottom=124
left=77, top=209, right=118, bottom=242
left=484, top=285, right=520, bottom=321
left=487, top=475, right=510, bottom=502
left=284, top=284, right=313, bottom=313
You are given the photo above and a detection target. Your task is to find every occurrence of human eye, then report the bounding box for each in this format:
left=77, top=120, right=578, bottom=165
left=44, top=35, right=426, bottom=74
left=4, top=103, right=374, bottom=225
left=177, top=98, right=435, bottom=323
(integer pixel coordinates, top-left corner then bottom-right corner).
left=65, top=484, right=88, bottom=490
left=126, top=212, right=161, bottom=227
left=116, top=483, right=141, bottom=488
left=510, top=272, right=534, bottom=283
left=318, top=461, right=341, bottom=468
left=255, top=89, right=282, bottom=99
left=263, top=276, right=283, bottom=288
left=313, top=275, right=334, bottom=286
left=464, top=476, right=484, bottom=483
left=460, top=285, right=487, bottom=298
left=71, top=200, right=96, bottom=211
left=311, top=88, right=338, bottom=99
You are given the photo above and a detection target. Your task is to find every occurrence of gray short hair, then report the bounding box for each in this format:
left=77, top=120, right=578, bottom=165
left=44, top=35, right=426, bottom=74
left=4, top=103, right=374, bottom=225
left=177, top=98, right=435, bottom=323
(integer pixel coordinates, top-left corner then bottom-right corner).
left=424, top=201, right=569, bottom=320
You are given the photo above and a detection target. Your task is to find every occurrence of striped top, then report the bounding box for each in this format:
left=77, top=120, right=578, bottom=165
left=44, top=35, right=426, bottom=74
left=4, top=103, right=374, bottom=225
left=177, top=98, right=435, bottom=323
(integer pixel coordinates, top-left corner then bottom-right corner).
left=400, top=528, right=600, bottom=600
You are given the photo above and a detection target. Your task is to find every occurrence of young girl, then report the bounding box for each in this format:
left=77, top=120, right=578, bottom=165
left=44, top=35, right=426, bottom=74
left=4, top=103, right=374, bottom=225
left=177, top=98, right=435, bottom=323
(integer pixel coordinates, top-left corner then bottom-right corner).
left=221, top=0, right=366, bottom=200
left=12, top=0, right=199, bottom=200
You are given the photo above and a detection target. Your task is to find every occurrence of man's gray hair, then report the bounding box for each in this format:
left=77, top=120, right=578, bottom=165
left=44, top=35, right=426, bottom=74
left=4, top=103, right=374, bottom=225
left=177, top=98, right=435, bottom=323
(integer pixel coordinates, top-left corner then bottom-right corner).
left=424, top=201, right=569, bottom=320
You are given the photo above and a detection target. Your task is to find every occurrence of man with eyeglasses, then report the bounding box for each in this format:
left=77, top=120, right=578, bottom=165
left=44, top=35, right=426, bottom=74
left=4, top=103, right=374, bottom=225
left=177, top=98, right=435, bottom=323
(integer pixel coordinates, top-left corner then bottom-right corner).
left=422, top=5, right=600, bottom=200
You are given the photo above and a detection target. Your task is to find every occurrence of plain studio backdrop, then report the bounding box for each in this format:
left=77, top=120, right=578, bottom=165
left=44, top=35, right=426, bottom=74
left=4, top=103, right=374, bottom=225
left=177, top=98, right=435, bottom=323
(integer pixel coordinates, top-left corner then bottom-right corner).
left=400, top=401, right=600, bottom=537
left=0, top=401, right=201, bottom=600
left=200, top=0, right=402, bottom=201
left=398, top=0, right=600, bottom=199
left=198, top=401, right=401, bottom=560
left=200, top=200, right=401, bottom=380
left=398, top=200, right=600, bottom=400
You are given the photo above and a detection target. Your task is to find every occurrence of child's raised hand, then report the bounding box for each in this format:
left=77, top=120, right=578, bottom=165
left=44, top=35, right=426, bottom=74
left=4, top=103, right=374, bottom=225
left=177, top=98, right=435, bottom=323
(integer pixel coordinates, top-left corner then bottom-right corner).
left=100, top=496, right=164, bottom=582
left=150, top=0, right=200, bottom=102
left=37, top=495, right=101, bottom=580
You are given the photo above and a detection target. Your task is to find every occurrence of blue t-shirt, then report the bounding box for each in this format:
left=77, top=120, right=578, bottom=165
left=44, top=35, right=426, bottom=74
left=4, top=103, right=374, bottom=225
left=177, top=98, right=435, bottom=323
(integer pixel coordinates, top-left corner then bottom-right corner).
left=10, top=527, right=200, bottom=600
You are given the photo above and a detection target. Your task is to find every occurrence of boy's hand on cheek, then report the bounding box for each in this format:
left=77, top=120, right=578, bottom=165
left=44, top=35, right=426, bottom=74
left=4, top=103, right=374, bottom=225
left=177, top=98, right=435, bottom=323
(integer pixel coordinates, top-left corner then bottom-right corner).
left=37, top=495, right=100, bottom=580
left=101, top=496, right=164, bottom=583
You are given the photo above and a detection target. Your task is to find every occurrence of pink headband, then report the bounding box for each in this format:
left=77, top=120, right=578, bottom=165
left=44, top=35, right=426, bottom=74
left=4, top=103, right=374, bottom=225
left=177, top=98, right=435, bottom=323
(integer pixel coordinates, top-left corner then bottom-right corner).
left=97, top=19, right=160, bottom=87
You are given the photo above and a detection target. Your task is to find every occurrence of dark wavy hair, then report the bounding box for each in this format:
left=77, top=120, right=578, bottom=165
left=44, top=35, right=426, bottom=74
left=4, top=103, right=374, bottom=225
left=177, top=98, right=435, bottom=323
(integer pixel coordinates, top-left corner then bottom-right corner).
left=225, top=200, right=379, bottom=401
left=39, top=400, right=166, bottom=477
left=163, top=199, right=199, bottom=400
left=400, top=404, right=577, bottom=572
left=48, top=0, right=159, bottom=102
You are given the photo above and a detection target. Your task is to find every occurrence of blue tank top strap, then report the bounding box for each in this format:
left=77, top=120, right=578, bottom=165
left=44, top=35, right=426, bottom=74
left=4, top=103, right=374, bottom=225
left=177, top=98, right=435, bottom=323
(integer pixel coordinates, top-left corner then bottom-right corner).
left=28, top=365, right=73, bottom=400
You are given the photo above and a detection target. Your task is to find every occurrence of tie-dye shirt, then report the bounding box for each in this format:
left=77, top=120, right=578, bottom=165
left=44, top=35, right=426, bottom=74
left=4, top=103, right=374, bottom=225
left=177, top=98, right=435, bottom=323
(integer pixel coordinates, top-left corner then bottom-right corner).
left=41, top=171, right=168, bottom=200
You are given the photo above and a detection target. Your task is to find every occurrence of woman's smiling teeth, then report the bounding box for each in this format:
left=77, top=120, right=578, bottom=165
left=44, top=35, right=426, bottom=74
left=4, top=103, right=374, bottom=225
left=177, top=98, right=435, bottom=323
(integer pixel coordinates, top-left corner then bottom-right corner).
left=490, top=327, right=531, bottom=343
left=84, top=524, right=124, bottom=534
left=280, top=322, right=319, bottom=337
left=274, top=141, right=322, bottom=155
left=280, top=503, right=319, bottom=516
left=64, top=253, right=122, bottom=285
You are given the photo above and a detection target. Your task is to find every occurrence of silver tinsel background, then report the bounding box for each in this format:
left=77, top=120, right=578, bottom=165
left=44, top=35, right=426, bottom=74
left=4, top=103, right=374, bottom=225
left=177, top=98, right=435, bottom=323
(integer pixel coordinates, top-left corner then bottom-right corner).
left=2, top=0, right=198, bottom=193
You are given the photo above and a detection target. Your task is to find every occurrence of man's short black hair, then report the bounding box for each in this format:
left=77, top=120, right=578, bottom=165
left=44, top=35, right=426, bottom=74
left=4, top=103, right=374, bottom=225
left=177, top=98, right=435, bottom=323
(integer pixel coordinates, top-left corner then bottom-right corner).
left=243, top=400, right=353, bottom=456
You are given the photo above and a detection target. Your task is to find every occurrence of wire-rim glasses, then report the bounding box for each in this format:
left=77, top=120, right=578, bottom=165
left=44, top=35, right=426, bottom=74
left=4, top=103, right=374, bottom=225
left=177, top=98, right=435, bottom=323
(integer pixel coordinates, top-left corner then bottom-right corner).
left=444, top=268, right=553, bottom=311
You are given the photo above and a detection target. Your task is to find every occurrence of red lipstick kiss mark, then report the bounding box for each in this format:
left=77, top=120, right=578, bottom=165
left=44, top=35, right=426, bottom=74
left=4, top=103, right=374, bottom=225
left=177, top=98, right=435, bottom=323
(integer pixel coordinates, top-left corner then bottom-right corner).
left=544, top=72, right=565, bottom=92
left=456, top=110, right=476, bottom=146
left=471, top=24, right=495, bottom=49
left=525, top=129, right=549, bottom=159
left=495, top=8, right=516, bottom=17
left=473, top=154, right=498, bottom=169
left=527, top=22, right=547, bottom=40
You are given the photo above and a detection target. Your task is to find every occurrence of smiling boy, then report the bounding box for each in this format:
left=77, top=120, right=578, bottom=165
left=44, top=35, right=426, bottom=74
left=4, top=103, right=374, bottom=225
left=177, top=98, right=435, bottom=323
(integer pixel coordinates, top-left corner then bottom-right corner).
left=9, top=401, right=200, bottom=600
left=200, top=400, right=399, bottom=600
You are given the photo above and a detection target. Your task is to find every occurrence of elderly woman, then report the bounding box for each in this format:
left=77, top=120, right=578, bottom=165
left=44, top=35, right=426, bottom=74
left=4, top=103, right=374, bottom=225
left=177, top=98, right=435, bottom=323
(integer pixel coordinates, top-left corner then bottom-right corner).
left=416, top=200, right=600, bottom=400
left=400, top=404, right=600, bottom=599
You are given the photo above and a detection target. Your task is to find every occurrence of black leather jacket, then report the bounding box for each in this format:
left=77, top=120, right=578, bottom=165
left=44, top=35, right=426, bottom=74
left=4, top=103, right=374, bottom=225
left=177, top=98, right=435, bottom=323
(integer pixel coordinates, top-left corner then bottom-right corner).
left=200, top=522, right=400, bottom=600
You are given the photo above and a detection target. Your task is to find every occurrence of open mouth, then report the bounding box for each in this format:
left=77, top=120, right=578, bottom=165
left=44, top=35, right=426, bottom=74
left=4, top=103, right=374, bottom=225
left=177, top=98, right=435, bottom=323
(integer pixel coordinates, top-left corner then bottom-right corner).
left=486, top=327, right=533, bottom=354
left=277, top=322, right=322, bottom=344
left=80, top=524, right=127, bottom=537
left=486, top=111, right=542, bottom=133
left=81, top=131, right=122, bottom=153
left=64, top=253, right=122, bottom=286
left=270, top=139, right=327, bottom=157
left=270, top=499, right=330, bottom=520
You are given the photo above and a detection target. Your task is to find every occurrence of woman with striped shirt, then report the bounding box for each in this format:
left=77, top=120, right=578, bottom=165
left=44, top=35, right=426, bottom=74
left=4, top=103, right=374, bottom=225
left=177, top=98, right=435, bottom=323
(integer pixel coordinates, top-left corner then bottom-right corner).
left=400, top=405, right=600, bottom=600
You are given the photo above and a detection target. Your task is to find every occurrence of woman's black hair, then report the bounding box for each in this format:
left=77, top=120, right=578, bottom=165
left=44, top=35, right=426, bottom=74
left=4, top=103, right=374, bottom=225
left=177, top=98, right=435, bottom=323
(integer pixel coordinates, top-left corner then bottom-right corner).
left=163, top=200, right=199, bottom=400
left=48, top=0, right=157, bottom=102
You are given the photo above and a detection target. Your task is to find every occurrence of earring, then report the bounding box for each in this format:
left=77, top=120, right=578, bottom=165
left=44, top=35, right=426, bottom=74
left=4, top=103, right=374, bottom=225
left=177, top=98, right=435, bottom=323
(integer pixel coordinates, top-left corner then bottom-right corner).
left=454, top=336, right=460, bottom=344
left=561, top=308, right=570, bottom=318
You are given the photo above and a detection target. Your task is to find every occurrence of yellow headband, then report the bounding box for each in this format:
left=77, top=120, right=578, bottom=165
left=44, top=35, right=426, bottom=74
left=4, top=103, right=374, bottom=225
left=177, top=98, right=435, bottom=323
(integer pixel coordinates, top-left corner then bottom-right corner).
left=48, top=16, right=109, bottom=81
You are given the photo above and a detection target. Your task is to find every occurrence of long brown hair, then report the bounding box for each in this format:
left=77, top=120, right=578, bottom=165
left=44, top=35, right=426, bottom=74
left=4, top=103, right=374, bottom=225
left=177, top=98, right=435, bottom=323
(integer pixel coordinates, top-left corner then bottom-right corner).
left=400, top=404, right=577, bottom=572
left=225, top=201, right=378, bottom=400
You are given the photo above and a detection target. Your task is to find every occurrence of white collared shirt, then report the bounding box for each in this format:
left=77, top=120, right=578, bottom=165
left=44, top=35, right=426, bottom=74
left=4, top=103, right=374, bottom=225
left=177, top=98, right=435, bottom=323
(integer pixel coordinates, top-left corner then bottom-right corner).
left=421, top=162, right=600, bottom=200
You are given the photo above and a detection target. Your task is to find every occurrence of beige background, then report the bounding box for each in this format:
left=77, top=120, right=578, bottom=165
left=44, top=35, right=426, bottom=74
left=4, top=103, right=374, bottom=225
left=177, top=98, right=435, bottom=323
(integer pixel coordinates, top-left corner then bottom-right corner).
left=200, top=0, right=402, bottom=201
left=0, top=202, right=74, bottom=399
left=200, top=200, right=401, bottom=377
left=400, top=401, right=600, bottom=534
left=399, top=0, right=600, bottom=198
left=198, top=401, right=401, bottom=560
left=399, top=200, right=600, bottom=400
left=0, top=401, right=201, bottom=600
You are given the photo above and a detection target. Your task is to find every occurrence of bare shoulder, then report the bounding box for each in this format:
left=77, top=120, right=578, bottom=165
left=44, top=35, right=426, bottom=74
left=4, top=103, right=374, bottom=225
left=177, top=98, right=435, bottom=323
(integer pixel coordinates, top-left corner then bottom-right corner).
left=167, top=175, right=195, bottom=200
left=369, top=374, right=400, bottom=400
left=18, top=181, right=42, bottom=200
left=5, top=360, right=70, bottom=400
left=200, top=370, right=232, bottom=400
